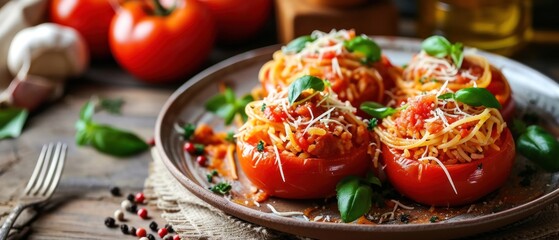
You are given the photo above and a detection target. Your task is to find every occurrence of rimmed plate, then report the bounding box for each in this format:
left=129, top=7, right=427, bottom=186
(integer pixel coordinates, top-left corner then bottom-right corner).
left=155, top=37, right=559, bottom=240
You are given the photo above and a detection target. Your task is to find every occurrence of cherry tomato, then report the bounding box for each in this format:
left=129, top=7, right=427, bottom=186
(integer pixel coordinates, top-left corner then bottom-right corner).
left=49, top=0, right=115, bottom=59
left=109, top=0, right=215, bottom=83
left=382, top=128, right=515, bottom=206
left=486, top=66, right=514, bottom=121
left=237, top=136, right=371, bottom=199
left=197, top=0, right=271, bottom=43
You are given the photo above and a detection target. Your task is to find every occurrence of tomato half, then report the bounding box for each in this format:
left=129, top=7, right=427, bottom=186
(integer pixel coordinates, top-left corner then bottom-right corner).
left=382, top=128, right=515, bottom=206
left=109, top=0, right=215, bottom=83
left=237, top=137, right=371, bottom=199
left=486, top=66, right=514, bottom=121
left=49, top=0, right=115, bottom=59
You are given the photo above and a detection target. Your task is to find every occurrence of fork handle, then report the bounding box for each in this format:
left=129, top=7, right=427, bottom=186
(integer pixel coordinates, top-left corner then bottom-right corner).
left=0, top=204, right=25, bottom=240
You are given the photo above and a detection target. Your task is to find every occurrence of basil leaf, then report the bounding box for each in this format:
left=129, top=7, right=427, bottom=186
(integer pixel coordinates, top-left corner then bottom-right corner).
left=210, top=182, right=232, bottom=195
left=344, top=36, right=381, bottom=63
left=422, top=35, right=451, bottom=58
left=75, top=119, right=93, bottom=145
left=206, top=88, right=253, bottom=125
left=91, top=125, right=149, bottom=157
left=517, top=125, right=559, bottom=172
left=336, top=176, right=373, bottom=223
left=360, top=102, right=397, bottom=119
left=450, top=42, right=464, bottom=68
left=205, top=93, right=227, bottom=112
left=437, top=93, right=455, bottom=100
left=0, top=108, right=28, bottom=139
left=364, top=172, right=382, bottom=187
left=287, top=75, right=325, bottom=105
left=100, top=98, right=124, bottom=114
left=183, top=123, right=196, bottom=139
left=454, top=88, right=502, bottom=109
left=80, top=100, right=95, bottom=122
left=283, top=35, right=316, bottom=53
left=237, top=94, right=254, bottom=122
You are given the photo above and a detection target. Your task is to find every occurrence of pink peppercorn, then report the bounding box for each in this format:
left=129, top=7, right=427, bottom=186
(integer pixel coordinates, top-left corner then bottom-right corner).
left=183, top=142, right=195, bottom=154
left=137, top=208, right=148, bottom=219
left=196, top=155, right=207, bottom=166
left=173, top=235, right=180, bottom=240
left=158, top=227, right=168, bottom=238
left=135, top=192, right=145, bottom=204
left=136, top=227, right=147, bottom=237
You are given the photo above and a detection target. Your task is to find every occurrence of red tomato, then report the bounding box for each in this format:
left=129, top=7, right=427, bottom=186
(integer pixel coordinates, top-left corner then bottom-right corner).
left=382, top=128, right=515, bottom=206
left=49, top=0, right=115, bottom=59
left=109, top=0, right=215, bottom=83
left=237, top=137, right=371, bottom=199
left=197, top=0, right=271, bottom=43
left=486, top=66, right=514, bottom=121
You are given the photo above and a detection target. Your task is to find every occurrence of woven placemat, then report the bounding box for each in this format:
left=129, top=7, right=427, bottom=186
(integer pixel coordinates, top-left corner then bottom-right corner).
left=144, top=148, right=559, bottom=240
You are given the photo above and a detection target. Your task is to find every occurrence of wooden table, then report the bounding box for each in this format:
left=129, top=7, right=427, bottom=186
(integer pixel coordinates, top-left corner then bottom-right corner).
left=1, top=39, right=559, bottom=239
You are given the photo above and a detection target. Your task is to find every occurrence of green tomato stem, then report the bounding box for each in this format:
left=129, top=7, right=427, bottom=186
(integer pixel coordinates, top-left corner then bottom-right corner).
left=153, top=0, right=173, bottom=16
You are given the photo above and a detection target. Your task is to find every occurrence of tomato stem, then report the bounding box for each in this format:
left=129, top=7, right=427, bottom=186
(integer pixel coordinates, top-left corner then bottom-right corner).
left=153, top=0, right=172, bottom=16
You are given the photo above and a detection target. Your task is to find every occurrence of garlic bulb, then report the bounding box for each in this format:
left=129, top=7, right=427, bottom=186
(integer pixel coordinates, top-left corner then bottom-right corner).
left=7, top=23, right=89, bottom=80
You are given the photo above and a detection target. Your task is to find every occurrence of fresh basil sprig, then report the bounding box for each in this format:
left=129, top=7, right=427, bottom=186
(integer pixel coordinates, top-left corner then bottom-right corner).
left=287, top=75, right=325, bottom=105
left=515, top=124, right=559, bottom=172
left=422, top=35, right=464, bottom=68
left=210, top=182, right=232, bottom=195
left=336, top=174, right=381, bottom=223
left=344, top=36, right=381, bottom=64
left=75, top=100, right=148, bottom=157
left=0, top=107, right=28, bottom=140
left=205, top=87, right=254, bottom=125
left=437, top=88, right=502, bottom=109
left=360, top=102, right=398, bottom=119
left=100, top=97, right=124, bottom=114
left=283, top=35, right=316, bottom=53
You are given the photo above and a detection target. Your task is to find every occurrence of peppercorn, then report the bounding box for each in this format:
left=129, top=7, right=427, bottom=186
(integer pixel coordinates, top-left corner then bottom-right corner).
left=148, top=137, right=155, bottom=146
left=114, top=209, right=125, bottom=221
left=135, top=192, right=145, bottom=204
left=196, top=155, right=208, bottom=166
left=120, top=224, right=129, bottom=234
left=121, top=200, right=132, bottom=211
left=173, top=235, right=180, bottom=240
left=130, top=227, right=137, bottom=236
left=139, top=238, right=149, bottom=240
left=136, top=227, right=147, bottom=238
left=137, top=208, right=148, bottom=219
left=129, top=203, right=138, bottom=213
left=147, top=233, right=155, bottom=240
left=109, top=186, right=121, bottom=196
left=149, top=221, right=158, bottom=231
left=104, top=217, right=116, bottom=228
left=127, top=193, right=135, bottom=202
left=165, top=223, right=174, bottom=233
left=164, top=236, right=173, bottom=240
left=183, top=142, right=195, bottom=154
left=158, top=227, right=168, bottom=238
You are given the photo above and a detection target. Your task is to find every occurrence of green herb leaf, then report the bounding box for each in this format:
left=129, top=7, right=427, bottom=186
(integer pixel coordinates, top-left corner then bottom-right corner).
left=454, top=88, right=502, bottom=109
left=437, top=92, right=455, bottom=100
left=287, top=75, right=325, bottom=105
left=430, top=216, right=439, bottom=223
left=183, top=123, right=196, bottom=140
left=225, top=131, right=235, bottom=143
left=256, top=140, right=265, bottom=152
left=360, top=102, right=397, bottom=119
left=450, top=42, right=464, bottom=68
left=100, top=98, right=124, bottom=114
left=344, top=36, right=381, bottom=64
left=205, top=87, right=254, bottom=125
left=210, top=182, right=232, bottom=195
left=367, top=118, right=378, bottom=131
left=80, top=100, right=95, bottom=123
left=517, top=125, right=559, bottom=172
left=284, top=35, right=316, bottom=53
left=336, top=176, right=373, bottom=223
left=364, top=172, right=382, bottom=187
left=422, top=35, right=451, bottom=58
left=0, top=108, right=28, bottom=139
left=207, top=170, right=218, bottom=183
left=90, top=124, right=149, bottom=157
left=194, top=143, right=205, bottom=155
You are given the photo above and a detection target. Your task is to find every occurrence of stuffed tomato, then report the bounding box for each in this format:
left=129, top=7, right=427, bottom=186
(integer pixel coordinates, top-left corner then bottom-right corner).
left=236, top=76, right=374, bottom=199
left=398, top=36, right=514, bottom=120
left=375, top=90, right=515, bottom=206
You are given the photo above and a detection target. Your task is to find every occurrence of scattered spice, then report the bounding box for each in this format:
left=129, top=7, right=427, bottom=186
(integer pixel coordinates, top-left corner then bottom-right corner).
left=135, top=192, right=145, bottom=204
left=429, top=216, right=439, bottom=223
left=136, top=227, right=147, bottom=237
left=196, top=155, right=208, bottom=166
left=126, top=194, right=135, bottom=202
left=261, top=103, right=267, bottom=112
left=165, top=224, right=174, bottom=233
left=206, top=170, right=218, bottom=183
left=256, top=140, right=264, bottom=152
left=210, top=182, right=232, bottom=195
left=121, top=199, right=132, bottom=211
left=129, top=203, right=138, bottom=213
left=110, top=186, right=121, bottom=196
left=149, top=221, right=158, bottom=231
left=158, top=227, right=168, bottom=238
left=164, top=236, right=173, bottom=240
left=114, top=209, right=124, bottom=221
left=399, top=213, right=410, bottom=224
left=147, top=233, right=155, bottom=240
left=130, top=226, right=137, bottom=236
left=194, top=143, right=205, bottom=155
left=120, top=224, right=129, bottom=234
left=104, top=217, right=116, bottom=228
left=100, top=97, right=124, bottom=114
left=139, top=238, right=149, bottom=240
left=137, top=208, right=148, bottom=219
left=183, top=142, right=195, bottom=154
left=173, top=235, right=180, bottom=240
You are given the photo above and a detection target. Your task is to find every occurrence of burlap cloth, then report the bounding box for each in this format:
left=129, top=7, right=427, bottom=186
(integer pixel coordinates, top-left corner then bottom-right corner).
left=144, top=148, right=559, bottom=240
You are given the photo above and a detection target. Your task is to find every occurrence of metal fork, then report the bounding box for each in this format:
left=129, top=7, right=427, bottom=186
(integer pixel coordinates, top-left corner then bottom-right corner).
left=0, top=143, right=67, bottom=240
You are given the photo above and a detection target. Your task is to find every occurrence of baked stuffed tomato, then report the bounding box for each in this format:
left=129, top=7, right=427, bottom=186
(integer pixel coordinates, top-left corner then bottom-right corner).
left=370, top=88, right=515, bottom=206
left=397, top=36, right=514, bottom=120
left=258, top=29, right=398, bottom=117
left=236, top=75, right=375, bottom=199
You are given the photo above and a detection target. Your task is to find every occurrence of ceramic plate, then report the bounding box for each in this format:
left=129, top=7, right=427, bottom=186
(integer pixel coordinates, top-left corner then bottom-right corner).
left=155, top=37, right=559, bottom=240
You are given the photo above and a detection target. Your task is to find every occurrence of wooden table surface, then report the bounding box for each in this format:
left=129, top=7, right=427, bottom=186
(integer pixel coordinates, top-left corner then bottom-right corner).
left=1, top=39, right=559, bottom=239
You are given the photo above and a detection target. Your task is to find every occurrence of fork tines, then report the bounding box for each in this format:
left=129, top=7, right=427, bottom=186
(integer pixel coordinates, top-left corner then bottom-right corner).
left=23, top=143, right=67, bottom=197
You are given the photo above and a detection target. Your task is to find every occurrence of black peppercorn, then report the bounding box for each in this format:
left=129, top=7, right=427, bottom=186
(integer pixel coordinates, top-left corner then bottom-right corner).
left=127, top=203, right=138, bottom=213
left=165, top=223, right=174, bottom=233
left=147, top=233, right=155, bottom=240
left=149, top=221, right=158, bottom=231
left=110, top=186, right=121, bottom=196
left=104, top=217, right=116, bottom=228
left=164, top=235, right=173, bottom=240
left=130, top=226, right=137, bottom=236
left=127, top=193, right=135, bottom=202
left=120, top=224, right=129, bottom=234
